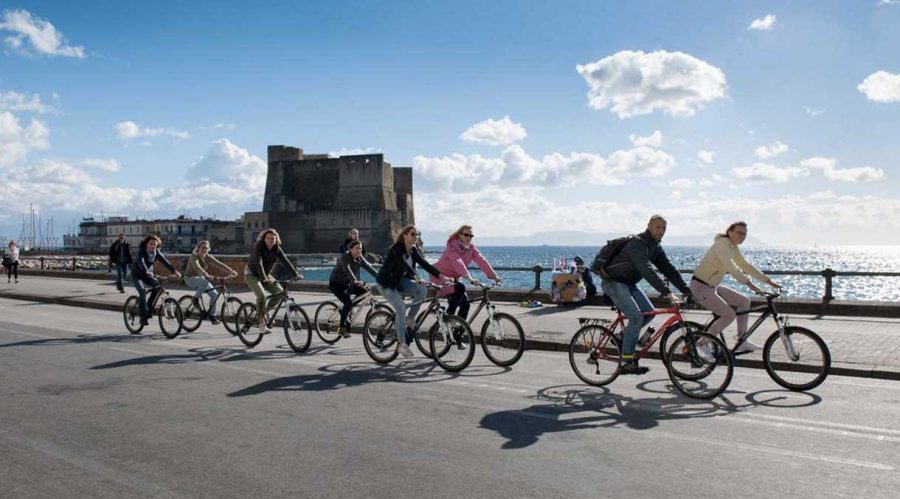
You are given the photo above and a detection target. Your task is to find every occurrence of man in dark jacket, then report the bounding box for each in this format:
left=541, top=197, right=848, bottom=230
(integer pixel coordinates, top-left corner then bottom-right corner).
left=600, top=215, right=691, bottom=375
left=109, top=233, right=133, bottom=293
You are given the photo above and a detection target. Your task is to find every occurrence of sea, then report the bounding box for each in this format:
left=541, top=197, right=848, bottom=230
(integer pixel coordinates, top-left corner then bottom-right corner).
left=297, top=245, right=900, bottom=302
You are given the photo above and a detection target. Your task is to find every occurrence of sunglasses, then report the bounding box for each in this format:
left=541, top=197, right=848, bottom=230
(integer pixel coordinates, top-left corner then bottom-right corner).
left=462, top=233, right=474, bottom=238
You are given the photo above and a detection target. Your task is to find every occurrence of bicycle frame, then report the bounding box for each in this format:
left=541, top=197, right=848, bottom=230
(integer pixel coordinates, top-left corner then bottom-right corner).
left=259, top=282, right=295, bottom=327
left=699, top=293, right=797, bottom=358
left=589, top=306, right=687, bottom=360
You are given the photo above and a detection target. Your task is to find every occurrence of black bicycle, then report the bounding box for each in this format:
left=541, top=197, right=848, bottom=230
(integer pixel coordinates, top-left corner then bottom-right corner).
left=234, top=278, right=312, bottom=352
left=362, top=282, right=475, bottom=372
left=178, top=276, right=243, bottom=335
left=659, top=291, right=830, bottom=391
left=123, top=275, right=183, bottom=338
left=313, top=284, right=391, bottom=344
left=455, top=281, right=526, bottom=367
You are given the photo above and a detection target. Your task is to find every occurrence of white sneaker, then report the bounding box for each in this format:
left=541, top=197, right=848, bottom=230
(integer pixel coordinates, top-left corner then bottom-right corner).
left=261, top=326, right=272, bottom=335
left=697, top=341, right=717, bottom=363
left=734, top=339, right=762, bottom=353
left=398, top=344, right=414, bottom=358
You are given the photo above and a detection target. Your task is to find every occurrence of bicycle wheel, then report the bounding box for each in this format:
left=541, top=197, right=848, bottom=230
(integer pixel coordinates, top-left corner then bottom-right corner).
left=429, top=315, right=475, bottom=372
left=658, top=320, right=705, bottom=367
left=158, top=297, right=183, bottom=339
left=480, top=312, right=526, bottom=367
left=235, top=303, right=263, bottom=348
left=412, top=309, right=437, bottom=358
left=763, top=326, right=830, bottom=391
left=362, top=310, right=399, bottom=364
left=666, top=332, right=733, bottom=400
left=220, top=296, right=242, bottom=335
left=314, top=301, right=342, bottom=344
left=284, top=304, right=313, bottom=353
left=123, top=296, right=144, bottom=334
left=178, top=295, right=203, bottom=332
left=568, top=325, right=620, bottom=387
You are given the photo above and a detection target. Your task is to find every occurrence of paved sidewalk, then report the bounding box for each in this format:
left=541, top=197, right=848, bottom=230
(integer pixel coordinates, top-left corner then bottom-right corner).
left=2, top=275, right=899, bottom=380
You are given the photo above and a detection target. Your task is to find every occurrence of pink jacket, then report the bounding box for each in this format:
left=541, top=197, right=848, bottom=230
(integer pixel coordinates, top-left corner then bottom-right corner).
left=430, top=237, right=498, bottom=296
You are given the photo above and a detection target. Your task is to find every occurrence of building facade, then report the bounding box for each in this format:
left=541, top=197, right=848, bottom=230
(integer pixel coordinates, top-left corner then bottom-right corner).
left=76, top=216, right=243, bottom=253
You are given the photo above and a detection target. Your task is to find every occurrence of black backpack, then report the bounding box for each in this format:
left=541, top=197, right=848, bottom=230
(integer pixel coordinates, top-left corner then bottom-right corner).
left=590, top=235, right=636, bottom=277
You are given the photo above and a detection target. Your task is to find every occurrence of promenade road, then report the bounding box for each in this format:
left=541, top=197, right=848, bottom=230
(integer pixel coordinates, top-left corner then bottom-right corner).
left=1, top=281, right=900, bottom=497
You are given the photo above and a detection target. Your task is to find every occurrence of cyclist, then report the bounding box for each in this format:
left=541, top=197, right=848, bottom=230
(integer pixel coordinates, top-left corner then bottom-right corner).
left=430, top=225, right=501, bottom=320
left=690, top=221, right=781, bottom=352
left=131, top=235, right=181, bottom=326
left=376, top=225, right=448, bottom=358
left=244, top=229, right=303, bottom=334
left=328, top=240, right=378, bottom=338
left=184, top=240, right=238, bottom=325
left=599, top=215, right=691, bottom=375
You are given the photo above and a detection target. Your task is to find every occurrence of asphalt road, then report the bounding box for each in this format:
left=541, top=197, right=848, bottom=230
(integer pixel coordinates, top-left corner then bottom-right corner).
left=1, top=297, right=898, bottom=498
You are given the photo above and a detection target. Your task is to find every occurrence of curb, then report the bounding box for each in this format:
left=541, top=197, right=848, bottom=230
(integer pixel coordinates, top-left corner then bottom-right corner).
left=1, top=288, right=897, bottom=382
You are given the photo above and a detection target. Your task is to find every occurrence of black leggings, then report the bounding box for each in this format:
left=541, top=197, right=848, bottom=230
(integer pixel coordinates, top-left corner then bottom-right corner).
left=446, top=282, right=470, bottom=320
left=328, top=281, right=368, bottom=328
left=4, top=261, right=17, bottom=280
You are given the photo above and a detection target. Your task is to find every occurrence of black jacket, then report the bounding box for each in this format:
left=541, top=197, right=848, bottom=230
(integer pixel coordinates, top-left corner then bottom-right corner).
left=376, top=243, right=440, bottom=290
left=602, top=230, right=690, bottom=296
left=109, top=241, right=132, bottom=264
left=330, top=253, right=378, bottom=284
left=246, top=242, right=300, bottom=280
left=132, top=244, right=175, bottom=278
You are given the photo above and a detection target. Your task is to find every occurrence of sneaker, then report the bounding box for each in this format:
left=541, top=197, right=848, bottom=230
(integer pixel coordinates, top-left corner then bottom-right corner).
left=374, top=333, right=385, bottom=349
left=734, top=339, right=763, bottom=353
left=341, top=327, right=352, bottom=339
left=619, top=360, right=649, bottom=375
left=696, top=341, right=717, bottom=363
left=15, top=279, right=19, bottom=283
left=398, top=343, right=414, bottom=358
left=209, top=316, right=220, bottom=326
left=261, top=326, right=272, bottom=335
left=118, top=289, right=125, bottom=294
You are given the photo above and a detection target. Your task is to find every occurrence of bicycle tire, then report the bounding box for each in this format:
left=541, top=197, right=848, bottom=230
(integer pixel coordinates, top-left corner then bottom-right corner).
left=123, top=296, right=144, bottom=334
left=763, top=326, right=830, bottom=391
left=658, top=320, right=705, bottom=367
left=362, top=310, right=399, bottom=364
left=314, top=301, right=342, bottom=344
left=568, top=325, right=620, bottom=387
left=158, top=297, right=183, bottom=339
left=666, top=332, right=733, bottom=400
left=429, top=315, right=475, bottom=372
left=235, top=303, right=264, bottom=348
left=220, top=296, right=242, bottom=335
left=178, top=295, right=203, bottom=332
left=284, top=304, right=313, bottom=353
left=480, top=312, right=525, bottom=367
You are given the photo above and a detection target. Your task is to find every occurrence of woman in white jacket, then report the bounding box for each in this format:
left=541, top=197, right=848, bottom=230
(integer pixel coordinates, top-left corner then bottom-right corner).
left=689, top=222, right=780, bottom=352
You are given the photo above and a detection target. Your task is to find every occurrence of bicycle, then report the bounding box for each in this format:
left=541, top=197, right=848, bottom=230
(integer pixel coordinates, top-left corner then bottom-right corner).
left=313, top=283, right=391, bottom=344
left=123, top=275, right=184, bottom=339
left=362, top=282, right=475, bottom=372
left=178, top=276, right=243, bottom=335
left=234, top=278, right=312, bottom=352
left=659, top=291, right=830, bottom=391
left=453, top=281, right=526, bottom=367
left=569, top=300, right=734, bottom=400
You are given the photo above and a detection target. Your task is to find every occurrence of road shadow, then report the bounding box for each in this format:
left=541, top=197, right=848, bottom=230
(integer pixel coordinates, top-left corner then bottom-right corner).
left=0, top=332, right=156, bottom=349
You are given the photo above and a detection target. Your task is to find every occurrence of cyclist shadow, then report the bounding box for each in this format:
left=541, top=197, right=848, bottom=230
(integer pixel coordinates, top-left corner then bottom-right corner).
left=0, top=332, right=156, bottom=349
left=634, top=378, right=823, bottom=410
left=90, top=345, right=247, bottom=369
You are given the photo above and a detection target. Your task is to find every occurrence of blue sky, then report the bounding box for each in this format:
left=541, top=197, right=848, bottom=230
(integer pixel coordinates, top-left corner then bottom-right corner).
left=1, top=0, right=899, bottom=246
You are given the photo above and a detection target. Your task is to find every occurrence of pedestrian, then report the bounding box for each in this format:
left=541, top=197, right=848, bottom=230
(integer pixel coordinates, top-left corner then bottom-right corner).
left=109, top=233, right=133, bottom=293
left=3, top=241, right=19, bottom=283
left=339, top=228, right=367, bottom=257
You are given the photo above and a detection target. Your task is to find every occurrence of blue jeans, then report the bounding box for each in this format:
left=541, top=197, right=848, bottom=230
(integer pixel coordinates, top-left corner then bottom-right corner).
left=380, top=278, right=428, bottom=345
left=185, top=276, right=220, bottom=318
left=601, top=280, right=654, bottom=356
left=115, top=262, right=129, bottom=290
left=132, top=274, right=161, bottom=319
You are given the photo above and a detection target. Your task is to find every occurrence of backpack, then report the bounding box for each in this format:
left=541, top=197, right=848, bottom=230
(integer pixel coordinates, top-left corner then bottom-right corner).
left=590, top=235, right=636, bottom=277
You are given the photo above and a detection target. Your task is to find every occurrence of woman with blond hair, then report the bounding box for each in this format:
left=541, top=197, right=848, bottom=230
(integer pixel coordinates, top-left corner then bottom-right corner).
left=184, top=240, right=238, bottom=325
left=375, top=225, right=447, bottom=358
left=690, top=221, right=781, bottom=352
left=430, top=225, right=501, bottom=320
left=244, top=229, right=303, bottom=334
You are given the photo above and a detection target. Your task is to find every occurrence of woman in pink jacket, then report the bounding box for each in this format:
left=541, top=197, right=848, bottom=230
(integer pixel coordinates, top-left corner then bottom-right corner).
left=430, top=225, right=502, bottom=319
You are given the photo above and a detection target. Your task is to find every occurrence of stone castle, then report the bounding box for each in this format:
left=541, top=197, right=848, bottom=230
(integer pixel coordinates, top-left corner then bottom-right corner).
left=241, top=145, right=415, bottom=254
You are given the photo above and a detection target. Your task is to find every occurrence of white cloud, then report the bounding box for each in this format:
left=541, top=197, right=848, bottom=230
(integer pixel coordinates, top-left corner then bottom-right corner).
left=698, top=149, right=715, bottom=164
left=460, top=116, right=527, bottom=146
left=115, top=121, right=190, bottom=140
left=576, top=50, right=727, bottom=118
left=879, top=1, right=900, bottom=6
left=754, top=140, right=789, bottom=159
left=800, top=157, right=885, bottom=183
left=0, top=9, right=85, bottom=58
left=669, top=178, right=693, bottom=189
left=732, top=162, right=808, bottom=183
left=748, top=14, right=777, bottom=31
left=857, top=71, right=900, bottom=103
left=0, top=90, right=52, bottom=114
left=199, top=123, right=236, bottom=131
left=803, top=106, right=826, bottom=117
left=0, top=111, right=50, bottom=166
left=628, top=130, right=663, bottom=148
left=698, top=174, right=727, bottom=188
left=185, top=139, right=267, bottom=192
left=79, top=158, right=119, bottom=172
left=328, top=147, right=382, bottom=158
